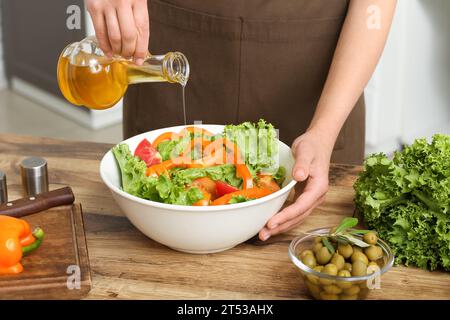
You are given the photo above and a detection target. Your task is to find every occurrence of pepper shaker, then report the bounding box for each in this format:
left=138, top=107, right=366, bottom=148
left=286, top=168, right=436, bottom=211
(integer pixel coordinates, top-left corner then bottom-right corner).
left=20, top=157, right=49, bottom=197
left=0, top=170, right=7, bottom=204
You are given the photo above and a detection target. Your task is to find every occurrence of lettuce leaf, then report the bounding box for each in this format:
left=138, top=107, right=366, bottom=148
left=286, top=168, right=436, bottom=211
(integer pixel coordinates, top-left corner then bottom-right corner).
left=223, top=119, right=280, bottom=175
left=112, top=144, right=203, bottom=205
left=354, top=134, right=450, bottom=270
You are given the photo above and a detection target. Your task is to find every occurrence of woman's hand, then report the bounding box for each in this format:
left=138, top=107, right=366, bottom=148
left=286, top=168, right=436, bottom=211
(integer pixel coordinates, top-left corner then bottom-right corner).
left=86, top=0, right=149, bottom=65
left=259, top=129, right=333, bottom=241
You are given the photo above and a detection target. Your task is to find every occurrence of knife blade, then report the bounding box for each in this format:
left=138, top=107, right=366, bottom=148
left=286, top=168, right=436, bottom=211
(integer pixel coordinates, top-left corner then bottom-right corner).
left=0, top=186, right=75, bottom=218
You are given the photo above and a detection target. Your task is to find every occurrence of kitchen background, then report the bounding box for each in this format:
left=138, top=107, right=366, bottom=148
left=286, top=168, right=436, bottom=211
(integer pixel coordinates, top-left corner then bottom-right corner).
left=0, top=0, right=449, bottom=155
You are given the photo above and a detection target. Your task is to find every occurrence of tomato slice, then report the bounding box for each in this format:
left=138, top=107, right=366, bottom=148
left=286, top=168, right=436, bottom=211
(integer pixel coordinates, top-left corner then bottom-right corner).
left=215, top=181, right=239, bottom=198
left=192, top=177, right=217, bottom=199
left=256, top=174, right=280, bottom=193
left=134, top=139, right=162, bottom=167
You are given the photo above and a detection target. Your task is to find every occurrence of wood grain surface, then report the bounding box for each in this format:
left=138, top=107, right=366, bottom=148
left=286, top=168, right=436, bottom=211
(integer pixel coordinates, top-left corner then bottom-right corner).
left=0, top=133, right=449, bottom=300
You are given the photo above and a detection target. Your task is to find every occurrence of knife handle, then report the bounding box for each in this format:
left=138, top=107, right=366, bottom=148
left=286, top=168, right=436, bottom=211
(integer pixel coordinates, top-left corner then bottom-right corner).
left=0, top=187, right=75, bottom=218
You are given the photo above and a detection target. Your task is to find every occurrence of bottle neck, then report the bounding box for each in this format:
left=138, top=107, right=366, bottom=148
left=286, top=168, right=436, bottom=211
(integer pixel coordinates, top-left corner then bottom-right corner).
left=127, top=52, right=189, bottom=86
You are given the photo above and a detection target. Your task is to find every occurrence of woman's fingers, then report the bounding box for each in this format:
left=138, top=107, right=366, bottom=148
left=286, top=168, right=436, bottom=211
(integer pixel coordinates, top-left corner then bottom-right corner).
left=87, top=0, right=149, bottom=61
left=117, top=3, right=137, bottom=58
left=259, top=195, right=324, bottom=241
left=266, top=175, right=328, bottom=229
left=292, top=141, right=314, bottom=182
left=87, top=1, right=112, bottom=57
left=105, top=8, right=122, bottom=55
left=133, top=0, right=150, bottom=65
left=89, top=13, right=113, bottom=56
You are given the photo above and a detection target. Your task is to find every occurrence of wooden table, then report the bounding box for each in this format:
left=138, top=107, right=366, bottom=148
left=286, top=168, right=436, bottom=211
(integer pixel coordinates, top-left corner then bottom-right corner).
left=1, top=133, right=449, bottom=300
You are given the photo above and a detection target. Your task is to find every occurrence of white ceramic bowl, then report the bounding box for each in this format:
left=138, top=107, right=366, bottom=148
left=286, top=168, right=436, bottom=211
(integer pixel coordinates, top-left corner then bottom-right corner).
left=100, top=125, right=297, bottom=254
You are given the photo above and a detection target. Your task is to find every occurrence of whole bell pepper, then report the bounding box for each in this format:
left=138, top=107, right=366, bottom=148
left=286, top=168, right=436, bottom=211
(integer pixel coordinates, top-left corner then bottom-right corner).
left=0, top=216, right=44, bottom=275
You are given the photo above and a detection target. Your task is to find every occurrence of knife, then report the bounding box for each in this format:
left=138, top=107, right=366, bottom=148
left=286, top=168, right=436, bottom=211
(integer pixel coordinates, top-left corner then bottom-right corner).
left=0, top=186, right=75, bottom=218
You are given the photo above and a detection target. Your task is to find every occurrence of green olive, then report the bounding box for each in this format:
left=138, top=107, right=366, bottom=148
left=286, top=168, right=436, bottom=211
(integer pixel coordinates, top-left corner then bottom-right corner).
left=320, top=292, right=339, bottom=300
left=330, top=253, right=345, bottom=270
left=316, top=247, right=332, bottom=265
left=313, top=266, right=324, bottom=273
left=323, top=263, right=338, bottom=276
left=343, top=285, right=360, bottom=296
left=351, top=260, right=367, bottom=277
left=313, top=242, right=324, bottom=254
left=305, top=279, right=321, bottom=296
left=336, top=270, right=352, bottom=289
left=323, top=284, right=342, bottom=295
left=338, top=270, right=351, bottom=277
left=299, top=249, right=314, bottom=260
left=318, top=263, right=338, bottom=286
left=363, top=231, right=378, bottom=245
left=351, top=251, right=369, bottom=265
left=337, top=243, right=353, bottom=259
left=306, top=267, right=323, bottom=285
left=343, top=262, right=352, bottom=272
left=368, top=261, right=379, bottom=268
left=314, top=236, right=323, bottom=244
left=353, top=246, right=363, bottom=253
left=364, top=245, right=383, bottom=261
left=302, top=254, right=317, bottom=269
left=367, top=262, right=380, bottom=275
left=340, top=294, right=358, bottom=300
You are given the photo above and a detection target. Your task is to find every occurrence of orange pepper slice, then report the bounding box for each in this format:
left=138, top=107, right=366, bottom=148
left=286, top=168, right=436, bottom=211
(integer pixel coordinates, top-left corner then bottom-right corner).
left=211, top=188, right=273, bottom=206
left=152, top=132, right=179, bottom=148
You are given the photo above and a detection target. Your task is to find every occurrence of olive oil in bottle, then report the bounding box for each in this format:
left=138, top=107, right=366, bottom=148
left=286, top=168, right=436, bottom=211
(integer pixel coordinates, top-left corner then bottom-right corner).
left=57, top=36, right=189, bottom=110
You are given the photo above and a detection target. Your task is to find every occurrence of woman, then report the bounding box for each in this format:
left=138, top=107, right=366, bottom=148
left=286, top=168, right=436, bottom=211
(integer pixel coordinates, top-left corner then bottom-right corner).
left=86, top=0, right=396, bottom=241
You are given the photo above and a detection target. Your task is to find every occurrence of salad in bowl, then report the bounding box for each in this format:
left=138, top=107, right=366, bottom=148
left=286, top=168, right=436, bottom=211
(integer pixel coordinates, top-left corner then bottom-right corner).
left=112, top=120, right=287, bottom=206
left=101, top=120, right=297, bottom=253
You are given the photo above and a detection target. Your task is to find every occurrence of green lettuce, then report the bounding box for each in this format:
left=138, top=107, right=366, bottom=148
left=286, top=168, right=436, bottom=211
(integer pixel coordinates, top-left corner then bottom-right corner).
left=354, top=134, right=450, bottom=270
left=157, top=135, right=191, bottom=161
left=171, top=164, right=242, bottom=188
left=228, top=195, right=255, bottom=204
left=112, top=144, right=203, bottom=205
left=223, top=119, right=281, bottom=176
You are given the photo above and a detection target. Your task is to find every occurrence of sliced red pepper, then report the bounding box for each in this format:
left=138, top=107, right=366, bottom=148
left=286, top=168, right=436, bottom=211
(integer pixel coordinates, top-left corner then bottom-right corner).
left=215, top=181, right=239, bottom=198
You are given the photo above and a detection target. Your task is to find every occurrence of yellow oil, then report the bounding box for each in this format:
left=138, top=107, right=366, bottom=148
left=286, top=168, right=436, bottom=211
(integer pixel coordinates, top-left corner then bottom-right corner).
left=57, top=53, right=187, bottom=122
left=57, top=56, right=128, bottom=110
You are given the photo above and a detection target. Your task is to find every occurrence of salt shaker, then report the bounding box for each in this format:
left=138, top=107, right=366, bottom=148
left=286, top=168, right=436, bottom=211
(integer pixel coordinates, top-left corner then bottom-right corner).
left=0, top=170, right=7, bottom=204
left=20, top=157, right=49, bottom=197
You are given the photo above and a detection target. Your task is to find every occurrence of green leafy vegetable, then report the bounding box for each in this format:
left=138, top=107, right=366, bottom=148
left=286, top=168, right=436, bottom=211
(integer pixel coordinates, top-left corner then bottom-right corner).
left=157, top=135, right=190, bottom=161
left=224, top=119, right=280, bottom=175
left=112, top=144, right=203, bottom=205
left=171, top=164, right=242, bottom=188
left=273, top=166, right=286, bottom=186
left=112, top=144, right=158, bottom=198
left=354, top=134, right=450, bottom=270
left=228, top=195, right=254, bottom=204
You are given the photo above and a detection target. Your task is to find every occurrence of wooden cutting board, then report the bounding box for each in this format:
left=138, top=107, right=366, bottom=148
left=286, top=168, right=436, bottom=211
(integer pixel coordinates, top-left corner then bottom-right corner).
left=0, top=204, right=91, bottom=299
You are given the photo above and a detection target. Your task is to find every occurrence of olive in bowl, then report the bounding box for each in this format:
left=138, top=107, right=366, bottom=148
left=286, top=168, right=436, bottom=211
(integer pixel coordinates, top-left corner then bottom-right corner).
left=288, top=228, right=394, bottom=300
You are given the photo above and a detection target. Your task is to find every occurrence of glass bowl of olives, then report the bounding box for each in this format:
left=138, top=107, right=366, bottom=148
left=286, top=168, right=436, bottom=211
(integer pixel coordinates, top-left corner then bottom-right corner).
left=288, top=219, right=394, bottom=300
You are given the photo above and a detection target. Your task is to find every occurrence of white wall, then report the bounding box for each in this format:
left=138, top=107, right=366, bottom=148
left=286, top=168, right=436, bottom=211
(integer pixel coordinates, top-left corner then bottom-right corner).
left=365, top=0, right=450, bottom=155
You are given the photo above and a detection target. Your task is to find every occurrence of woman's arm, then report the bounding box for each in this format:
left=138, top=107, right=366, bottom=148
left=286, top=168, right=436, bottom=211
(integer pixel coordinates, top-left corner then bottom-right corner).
left=260, top=0, right=397, bottom=241
left=309, top=0, right=397, bottom=144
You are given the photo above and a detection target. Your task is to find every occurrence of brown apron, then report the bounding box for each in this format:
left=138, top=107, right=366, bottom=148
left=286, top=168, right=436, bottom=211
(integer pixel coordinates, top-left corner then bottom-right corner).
left=123, top=0, right=365, bottom=164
